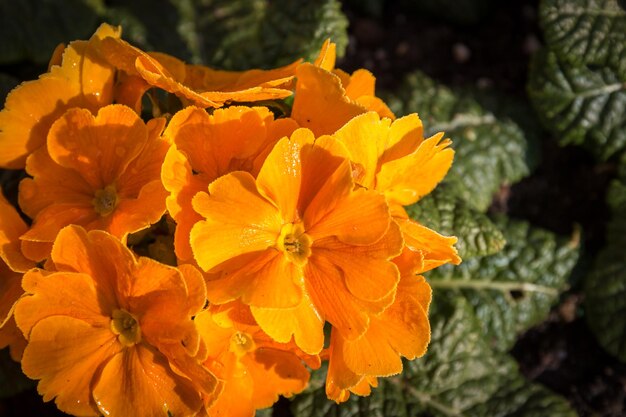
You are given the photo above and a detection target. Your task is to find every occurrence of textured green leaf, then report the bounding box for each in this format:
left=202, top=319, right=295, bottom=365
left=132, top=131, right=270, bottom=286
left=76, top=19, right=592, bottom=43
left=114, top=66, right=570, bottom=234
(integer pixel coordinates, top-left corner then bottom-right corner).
left=0, top=0, right=99, bottom=64
left=173, top=0, right=348, bottom=69
left=540, top=0, right=626, bottom=76
left=387, top=71, right=531, bottom=211
left=528, top=49, right=626, bottom=160
left=585, top=163, right=626, bottom=362
left=426, top=218, right=580, bottom=352
left=0, top=349, right=34, bottom=398
left=291, top=298, right=577, bottom=417
left=405, top=184, right=506, bottom=259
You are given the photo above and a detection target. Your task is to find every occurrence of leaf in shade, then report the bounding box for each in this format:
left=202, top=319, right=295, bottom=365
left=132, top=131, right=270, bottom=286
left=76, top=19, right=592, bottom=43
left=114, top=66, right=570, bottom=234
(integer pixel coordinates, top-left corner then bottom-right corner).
left=405, top=184, right=506, bottom=259
left=387, top=71, right=531, bottom=211
left=527, top=49, right=626, bottom=160
left=174, top=0, right=348, bottom=69
left=290, top=298, right=577, bottom=417
left=426, top=217, right=580, bottom=352
left=585, top=158, right=626, bottom=362
left=540, top=0, right=626, bottom=77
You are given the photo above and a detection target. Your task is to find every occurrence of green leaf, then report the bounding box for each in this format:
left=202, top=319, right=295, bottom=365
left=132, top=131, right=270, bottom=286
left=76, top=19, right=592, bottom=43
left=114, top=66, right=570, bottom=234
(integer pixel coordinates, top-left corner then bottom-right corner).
left=527, top=49, right=626, bottom=160
left=584, top=168, right=626, bottom=362
left=426, top=218, right=580, bottom=352
left=0, top=0, right=99, bottom=64
left=172, top=0, right=348, bottom=69
left=291, top=298, right=577, bottom=417
left=0, top=348, right=34, bottom=398
left=387, top=71, right=531, bottom=211
left=540, top=0, right=626, bottom=76
left=405, top=184, right=506, bottom=259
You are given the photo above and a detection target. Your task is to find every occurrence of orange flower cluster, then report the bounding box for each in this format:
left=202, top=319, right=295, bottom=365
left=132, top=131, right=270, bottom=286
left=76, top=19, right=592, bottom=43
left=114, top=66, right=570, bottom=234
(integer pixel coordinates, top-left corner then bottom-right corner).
left=0, top=25, right=460, bottom=417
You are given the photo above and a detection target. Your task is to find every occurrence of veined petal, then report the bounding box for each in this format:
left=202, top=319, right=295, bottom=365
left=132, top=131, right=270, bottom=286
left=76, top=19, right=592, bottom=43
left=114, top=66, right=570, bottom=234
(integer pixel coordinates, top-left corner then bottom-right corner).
left=377, top=132, right=454, bottom=205
left=332, top=112, right=391, bottom=189
left=344, top=69, right=376, bottom=98
left=379, top=113, right=424, bottom=164
left=313, top=221, right=402, bottom=302
left=21, top=316, right=119, bottom=417
left=205, top=250, right=303, bottom=308
left=93, top=345, right=202, bottom=417
left=257, top=137, right=301, bottom=222
left=313, top=39, right=336, bottom=71
left=291, top=63, right=366, bottom=136
left=46, top=105, right=149, bottom=190
left=307, top=187, right=391, bottom=246
left=0, top=189, right=33, bottom=272
left=251, top=289, right=324, bottom=355
left=15, top=269, right=110, bottom=338
left=396, top=217, right=461, bottom=272
left=305, top=255, right=370, bottom=340
left=190, top=171, right=282, bottom=271
left=245, top=348, right=310, bottom=406
left=19, top=147, right=93, bottom=219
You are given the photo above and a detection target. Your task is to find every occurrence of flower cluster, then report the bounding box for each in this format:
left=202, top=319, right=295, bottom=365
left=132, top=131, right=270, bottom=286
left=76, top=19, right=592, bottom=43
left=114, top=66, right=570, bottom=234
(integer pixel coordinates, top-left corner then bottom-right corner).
left=0, top=25, right=460, bottom=417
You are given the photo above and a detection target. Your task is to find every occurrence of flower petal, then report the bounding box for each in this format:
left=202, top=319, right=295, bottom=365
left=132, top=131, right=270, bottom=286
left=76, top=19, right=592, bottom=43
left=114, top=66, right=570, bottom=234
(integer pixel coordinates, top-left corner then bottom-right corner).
left=93, top=345, right=202, bottom=417
left=0, top=189, right=33, bottom=272
left=396, top=216, right=461, bottom=272
left=291, top=63, right=366, bottom=136
left=46, top=105, right=149, bottom=190
left=251, top=289, right=324, bottom=355
left=313, top=222, right=402, bottom=302
left=21, top=316, right=119, bottom=416
left=377, top=132, right=454, bottom=205
left=190, top=171, right=281, bottom=272
left=257, top=137, right=301, bottom=221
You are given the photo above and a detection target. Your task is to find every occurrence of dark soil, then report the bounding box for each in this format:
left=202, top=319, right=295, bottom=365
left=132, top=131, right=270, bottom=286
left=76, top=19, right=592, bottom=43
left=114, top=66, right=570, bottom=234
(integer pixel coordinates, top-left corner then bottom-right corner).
left=339, top=1, right=626, bottom=416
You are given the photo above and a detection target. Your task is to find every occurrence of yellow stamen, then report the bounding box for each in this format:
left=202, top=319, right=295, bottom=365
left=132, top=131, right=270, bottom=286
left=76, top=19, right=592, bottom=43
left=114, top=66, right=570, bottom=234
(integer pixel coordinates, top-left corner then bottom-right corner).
left=93, top=184, right=119, bottom=216
left=110, top=309, right=141, bottom=346
left=277, top=222, right=312, bottom=266
left=229, top=331, right=255, bottom=357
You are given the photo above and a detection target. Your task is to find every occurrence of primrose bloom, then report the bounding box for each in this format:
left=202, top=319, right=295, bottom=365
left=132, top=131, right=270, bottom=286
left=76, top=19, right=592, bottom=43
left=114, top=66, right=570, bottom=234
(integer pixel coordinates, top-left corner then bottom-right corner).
left=0, top=24, right=118, bottom=169
left=291, top=40, right=393, bottom=136
left=195, top=301, right=318, bottom=417
left=18, top=104, right=169, bottom=261
left=190, top=129, right=403, bottom=354
left=161, top=105, right=298, bottom=263
left=96, top=34, right=298, bottom=109
left=14, top=225, right=216, bottom=416
left=0, top=189, right=34, bottom=360
left=325, top=249, right=432, bottom=402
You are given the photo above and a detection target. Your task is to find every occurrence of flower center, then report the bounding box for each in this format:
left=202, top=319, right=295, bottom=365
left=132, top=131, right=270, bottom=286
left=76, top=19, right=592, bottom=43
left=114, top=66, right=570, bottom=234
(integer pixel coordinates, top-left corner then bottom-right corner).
left=110, top=309, right=141, bottom=347
left=229, top=331, right=255, bottom=357
left=277, top=222, right=312, bottom=266
left=93, top=184, right=119, bottom=216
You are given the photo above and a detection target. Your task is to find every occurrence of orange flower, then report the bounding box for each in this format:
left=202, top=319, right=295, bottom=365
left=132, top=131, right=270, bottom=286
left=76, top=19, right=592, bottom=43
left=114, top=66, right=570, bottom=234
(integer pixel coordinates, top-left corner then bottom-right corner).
left=0, top=189, right=34, bottom=360
left=331, top=111, right=461, bottom=267
left=190, top=129, right=403, bottom=354
left=161, top=105, right=298, bottom=262
left=0, top=24, right=118, bottom=169
left=325, top=249, right=431, bottom=402
left=96, top=35, right=298, bottom=109
left=195, top=301, right=318, bottom=417
left=291, top=40, right=393, bottom=136
left=314, top=39, right=394, bottom=120
left=14, top=225, right=216, bottom=416
left=19, top=104, right=169, bottom=261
